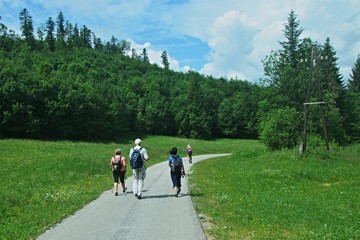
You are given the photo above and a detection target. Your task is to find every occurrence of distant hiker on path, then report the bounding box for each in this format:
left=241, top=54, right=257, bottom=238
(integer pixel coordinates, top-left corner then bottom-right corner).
left=185, top=144, right=193, bottom=163
left=110, top=148, right=127, bottom=196
left=168, top=147, right=186, bottom=197
left=129, top=138, right=149, bottom=199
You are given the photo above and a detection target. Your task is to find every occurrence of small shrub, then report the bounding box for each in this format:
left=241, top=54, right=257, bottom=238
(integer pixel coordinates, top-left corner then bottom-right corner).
left=259, top=107, right=302, bottom=150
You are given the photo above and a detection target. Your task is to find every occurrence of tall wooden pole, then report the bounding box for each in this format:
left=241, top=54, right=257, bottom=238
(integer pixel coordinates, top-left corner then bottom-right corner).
left=302, top=45, right=330, bottom=154
left=314, top=48, right=330, bottom=151
left=302, top=47, right=315, bottom=154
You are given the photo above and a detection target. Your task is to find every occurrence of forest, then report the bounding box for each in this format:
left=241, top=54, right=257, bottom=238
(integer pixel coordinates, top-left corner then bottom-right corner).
left=0, top=9, right=359, bottom=150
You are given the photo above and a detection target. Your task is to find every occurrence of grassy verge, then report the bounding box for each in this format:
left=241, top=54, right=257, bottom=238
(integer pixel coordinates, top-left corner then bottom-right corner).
left=1, top=137, right=359, bottom=239
left=190, top=142, right=360, bottom=239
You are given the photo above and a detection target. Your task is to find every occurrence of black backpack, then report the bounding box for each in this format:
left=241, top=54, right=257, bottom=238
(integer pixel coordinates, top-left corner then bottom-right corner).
left=113, top=155, right=122, bottom=173
left=130, top=147, right=143, bottom=169
left=172, top=155, right=182, bottom=171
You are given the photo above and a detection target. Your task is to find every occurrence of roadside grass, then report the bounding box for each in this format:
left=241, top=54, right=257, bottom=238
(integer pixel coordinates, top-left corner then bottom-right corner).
left=1, top=137, right=359, bottom=239
left=190, top=142, right=360, bottom=239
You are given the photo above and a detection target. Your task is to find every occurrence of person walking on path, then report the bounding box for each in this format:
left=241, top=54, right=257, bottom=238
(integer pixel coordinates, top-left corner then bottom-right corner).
left=168, top=147, right=186, bottom=197
left=185, top=144, right=193, bottom=163
left=129, top=138, right=149, bottom=199
left=109, top=148, right=127, bottom=196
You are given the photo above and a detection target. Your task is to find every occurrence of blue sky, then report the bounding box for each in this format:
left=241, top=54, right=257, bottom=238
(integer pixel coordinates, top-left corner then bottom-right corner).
left=1, top=0, right=360, bottom=84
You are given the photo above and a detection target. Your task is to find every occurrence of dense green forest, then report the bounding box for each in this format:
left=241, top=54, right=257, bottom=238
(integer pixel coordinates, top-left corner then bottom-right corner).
left=0, top=9, right=359, bottom=150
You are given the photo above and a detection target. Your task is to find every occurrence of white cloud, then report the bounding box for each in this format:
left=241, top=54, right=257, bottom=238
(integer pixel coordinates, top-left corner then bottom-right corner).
left=198, top=10, right=259, bottom=80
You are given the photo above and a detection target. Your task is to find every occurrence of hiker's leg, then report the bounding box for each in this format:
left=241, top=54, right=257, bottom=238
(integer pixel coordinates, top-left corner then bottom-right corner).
left=120, top=172, right=126, bottom=191
left=113, top=173, right=119, bottom=193
left=132, top=169, right=138, bottom=195
left=138, top=168, right=146, bottom=196
left=171, top=171, right=177, bottom=188
left=114, top=174, right=120, bottom=195
left=175, top=171, right=182, bottom=188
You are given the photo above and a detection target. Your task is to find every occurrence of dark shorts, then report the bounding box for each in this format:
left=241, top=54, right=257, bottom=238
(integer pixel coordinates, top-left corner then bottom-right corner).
left=113, top=171, right=126, bottom=183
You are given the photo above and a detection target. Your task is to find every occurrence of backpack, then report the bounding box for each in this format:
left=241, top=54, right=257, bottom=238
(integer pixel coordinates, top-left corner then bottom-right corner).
left=130, top=147, right=143, bottom=169
left=113, top=155, right=122, bottom=173
left=172, top=155, right=182, bottom=171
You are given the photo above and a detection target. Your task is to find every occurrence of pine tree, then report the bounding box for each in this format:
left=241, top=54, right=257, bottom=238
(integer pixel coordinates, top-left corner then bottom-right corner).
left=345, top=55, right=360, bottom=142
left=56, top=12, right=66, bottom=48
left=37, top=24, right=45, bottom=41
left=319, top=38, right=344, bottom=96
left=348, top=55, right=360, bottom=93
left=92, top=33, right=103, bottom=50
left=279, top=10, right=303, bottom=68
left=80, top=25, right=92, bottom=48
left=71, top=23, right=81, bottom=48
left=142, top=48, right=149, bottom=63
left=65, top=21, right=73, bottom=44
left=19, top=8, right=35, bottom=48
left=161, top=51, right=170, bottom=69
left=107, top=35, right=118, bottom=53
left=262, top=10, right=307, bottom=110
left=45, top=17, right=56, bottom=51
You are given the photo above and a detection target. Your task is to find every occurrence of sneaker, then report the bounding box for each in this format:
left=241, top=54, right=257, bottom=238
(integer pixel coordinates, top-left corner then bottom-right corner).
left=137, top=195, right=142, bottom=199
left=135, top=193, right=138, bottom=198
left=115, top=192, right=118, bottom=196
left=123, top=187, right=127, bottom=193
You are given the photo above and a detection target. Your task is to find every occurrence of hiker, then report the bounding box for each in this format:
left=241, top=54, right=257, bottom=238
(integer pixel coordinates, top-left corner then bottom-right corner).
left=185, top=144, right=193, bottom=163
left=129, top=138, right=149, bottom=199
left=110, top=148, right=127, bottom=196
left=168, top=147, right=186, bottom=197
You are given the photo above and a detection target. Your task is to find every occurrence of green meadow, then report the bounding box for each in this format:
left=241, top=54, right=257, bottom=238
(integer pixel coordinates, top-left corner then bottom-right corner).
left=0, top=137, right=359, bottom=239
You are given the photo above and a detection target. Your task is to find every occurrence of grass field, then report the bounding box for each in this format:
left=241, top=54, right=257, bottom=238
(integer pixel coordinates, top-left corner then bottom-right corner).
left=190, top=141, right=360, bottom=239
left=0, top=137, right=359, bottom=239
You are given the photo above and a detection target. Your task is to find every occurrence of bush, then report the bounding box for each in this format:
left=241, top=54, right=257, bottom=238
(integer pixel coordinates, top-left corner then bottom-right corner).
left=259, top=107, right=302, bottom=150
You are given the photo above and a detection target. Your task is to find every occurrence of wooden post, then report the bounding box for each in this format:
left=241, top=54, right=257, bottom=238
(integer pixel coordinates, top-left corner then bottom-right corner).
left=302, top=46, right=330, bottom=154
left=314, top=48, right=330, bottom=151
left=302, top=46, right=315, bottom=154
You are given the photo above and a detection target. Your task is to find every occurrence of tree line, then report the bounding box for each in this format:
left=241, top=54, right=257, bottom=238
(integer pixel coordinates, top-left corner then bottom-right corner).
left=0, top=9, right=359, bottom=150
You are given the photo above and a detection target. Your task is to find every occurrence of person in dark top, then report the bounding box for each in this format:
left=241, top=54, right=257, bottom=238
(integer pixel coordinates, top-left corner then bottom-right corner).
left=168, top=147, right=186, bottom=197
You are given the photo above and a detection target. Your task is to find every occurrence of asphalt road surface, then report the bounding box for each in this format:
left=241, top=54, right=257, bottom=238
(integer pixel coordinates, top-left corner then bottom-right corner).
left=37, top=153, right=230, bottom=240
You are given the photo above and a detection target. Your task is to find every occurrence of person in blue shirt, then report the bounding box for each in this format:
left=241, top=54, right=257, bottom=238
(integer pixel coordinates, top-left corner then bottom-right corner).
left=168, top=147, right=186, bottom=197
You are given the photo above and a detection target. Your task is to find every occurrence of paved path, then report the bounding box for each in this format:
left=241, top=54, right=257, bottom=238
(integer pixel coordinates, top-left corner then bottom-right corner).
left=37, top=154, right=230, bottom=240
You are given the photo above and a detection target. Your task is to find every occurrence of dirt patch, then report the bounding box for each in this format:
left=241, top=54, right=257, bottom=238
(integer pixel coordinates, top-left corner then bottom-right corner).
left=198, top=213, right=214, bottom=240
